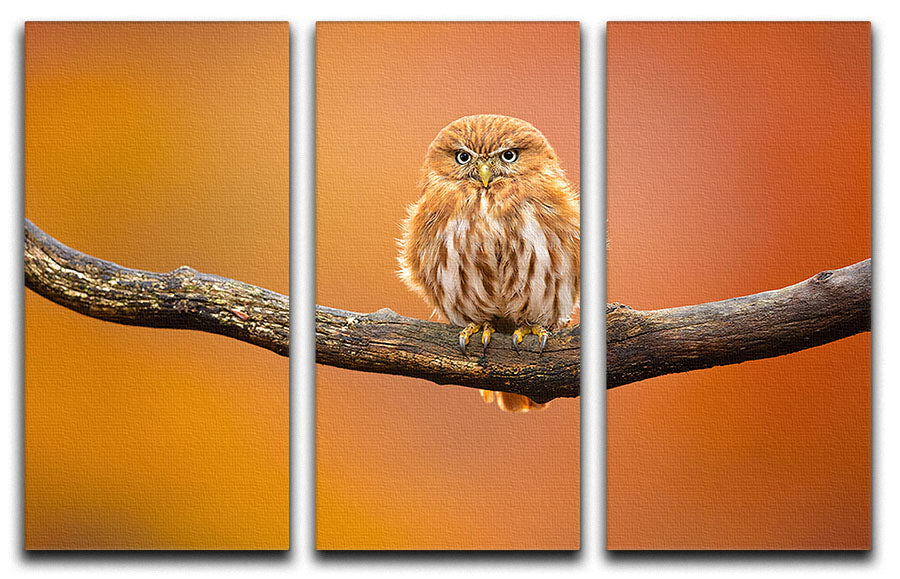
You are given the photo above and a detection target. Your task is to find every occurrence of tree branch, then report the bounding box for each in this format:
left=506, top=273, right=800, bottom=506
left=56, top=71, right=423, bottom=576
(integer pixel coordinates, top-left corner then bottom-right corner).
left=315, top=306, right=580, bottom=403
left=25, top=219, right=870, bottom=400
left=607, top=259, right=871, bottom=389
left=25, top=218, right=289, bottom=356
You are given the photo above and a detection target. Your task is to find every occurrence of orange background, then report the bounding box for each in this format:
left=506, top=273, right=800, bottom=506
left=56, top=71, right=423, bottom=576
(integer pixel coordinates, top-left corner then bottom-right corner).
left=316, top=22, right=580, bottom=549
left=607, top=22, right=870, bottom=549
left=25, top=22, right=289, bottom=549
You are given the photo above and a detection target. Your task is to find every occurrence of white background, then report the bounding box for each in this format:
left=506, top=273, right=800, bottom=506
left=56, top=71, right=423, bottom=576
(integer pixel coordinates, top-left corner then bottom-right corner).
left=1, top=0, right=896, bottom=577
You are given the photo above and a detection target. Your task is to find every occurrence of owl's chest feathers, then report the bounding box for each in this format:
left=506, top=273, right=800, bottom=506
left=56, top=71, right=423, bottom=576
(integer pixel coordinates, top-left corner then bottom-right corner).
left=430, top=194, right=568, bottom=327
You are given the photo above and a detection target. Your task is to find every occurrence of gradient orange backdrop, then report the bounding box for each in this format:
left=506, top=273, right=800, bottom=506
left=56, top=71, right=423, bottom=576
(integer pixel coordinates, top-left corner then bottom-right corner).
left=316, top=22, right=580, bottom=549
left=607, top=22, right=870, bottom=549
left=25, top=22, right=289, bottom=549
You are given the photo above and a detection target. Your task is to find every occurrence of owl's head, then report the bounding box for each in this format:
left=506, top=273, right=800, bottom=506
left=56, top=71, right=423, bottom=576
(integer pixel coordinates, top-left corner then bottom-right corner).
left=422, top=114, right=561, bottom=192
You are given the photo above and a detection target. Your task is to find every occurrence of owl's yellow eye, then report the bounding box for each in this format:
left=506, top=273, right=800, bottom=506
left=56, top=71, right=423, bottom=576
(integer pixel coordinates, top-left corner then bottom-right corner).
left=455, top=151, right=472, bottom=165
left=501, top=149, right=519, bottom=163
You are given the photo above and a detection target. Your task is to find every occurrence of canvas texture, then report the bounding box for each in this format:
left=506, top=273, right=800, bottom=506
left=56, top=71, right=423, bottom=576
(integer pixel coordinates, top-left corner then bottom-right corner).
left=24, top=21, right=289, bottom=550
left=316, top=21, right=581, bottom=550
left=607, top=21, right=871, bottom=550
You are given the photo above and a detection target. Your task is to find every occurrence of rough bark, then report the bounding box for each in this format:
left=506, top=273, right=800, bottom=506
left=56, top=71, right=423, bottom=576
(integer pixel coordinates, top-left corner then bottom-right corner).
left=25, top=218, right=289, bottom=356
left=315, top=305, right=580, bottom=403
left=607, top=259, right=871, bottom=389
left=25, top=219, right=870, bottom=399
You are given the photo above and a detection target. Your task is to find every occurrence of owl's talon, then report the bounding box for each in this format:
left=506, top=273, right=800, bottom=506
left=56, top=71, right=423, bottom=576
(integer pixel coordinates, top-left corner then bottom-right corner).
left=481, top=322, right=495, bottom=356
left=458, top=322, right=482, bottom=357
left=512, top=325, right=549, bottom=355
left=513, top=326, right=528, bottom=354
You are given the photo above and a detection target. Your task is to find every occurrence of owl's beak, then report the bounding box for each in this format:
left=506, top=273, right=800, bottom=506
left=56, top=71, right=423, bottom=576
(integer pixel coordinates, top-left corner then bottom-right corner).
left=477, top=160, right=493, bottom=188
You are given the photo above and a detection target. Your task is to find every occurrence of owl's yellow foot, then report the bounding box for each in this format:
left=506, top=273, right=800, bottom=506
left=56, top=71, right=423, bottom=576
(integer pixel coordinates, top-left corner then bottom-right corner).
left=512, top=325, right=550, bottom=355
left=458, top=322, right=496, bottom=357
left=458, top=322, right=482, bottom=357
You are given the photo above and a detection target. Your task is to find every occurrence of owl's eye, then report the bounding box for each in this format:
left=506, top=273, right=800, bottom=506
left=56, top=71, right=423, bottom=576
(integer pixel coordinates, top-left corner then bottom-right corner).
left=500, top=149, right=519, bottom=163
left=455, top=151, right=472, bottom=165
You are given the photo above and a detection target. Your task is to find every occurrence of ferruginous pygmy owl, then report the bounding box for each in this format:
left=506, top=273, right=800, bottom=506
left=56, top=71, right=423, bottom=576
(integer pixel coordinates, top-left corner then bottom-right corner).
left=398, top=115, right=580, bottom=412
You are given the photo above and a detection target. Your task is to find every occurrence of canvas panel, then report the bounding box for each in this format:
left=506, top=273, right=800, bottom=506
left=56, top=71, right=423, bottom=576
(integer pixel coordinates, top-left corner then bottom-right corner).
left=24, top=21, right=289, bottom=550
left=316, top=21, right=581, bottom=550
left=607, top=21, right=870, bottom=550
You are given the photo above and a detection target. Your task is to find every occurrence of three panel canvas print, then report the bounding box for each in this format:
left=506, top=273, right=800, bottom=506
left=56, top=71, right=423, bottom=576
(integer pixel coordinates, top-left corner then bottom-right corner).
left=23, top=19, right=870, bottom=552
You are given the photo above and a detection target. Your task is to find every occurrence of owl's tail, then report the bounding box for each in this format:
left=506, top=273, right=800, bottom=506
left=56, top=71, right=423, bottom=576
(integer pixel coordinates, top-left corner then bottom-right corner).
left=479, top=390, right=546, bottom=413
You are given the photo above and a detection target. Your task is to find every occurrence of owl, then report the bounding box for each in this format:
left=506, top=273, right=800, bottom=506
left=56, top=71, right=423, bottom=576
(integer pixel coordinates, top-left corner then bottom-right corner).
left=398, top=115, right=580, bottom=412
